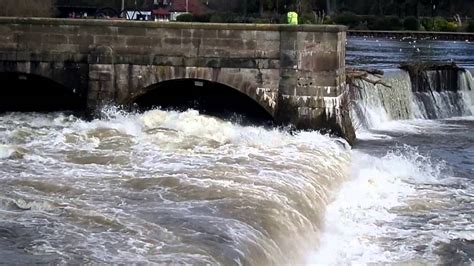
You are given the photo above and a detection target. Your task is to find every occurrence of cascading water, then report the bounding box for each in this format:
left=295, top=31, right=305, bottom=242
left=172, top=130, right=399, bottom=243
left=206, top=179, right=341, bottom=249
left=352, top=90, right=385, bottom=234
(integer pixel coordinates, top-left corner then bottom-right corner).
left=411, top=68, right=473, bottom=119
left=310, top=60, right=474, bottom=264
left=305, top=36, right=474, bottom=265
left=0, top=108, right=351, bottom=264
left=459, top=69, right=474, bottom=114
left=350, top=67, right=474, bottom=131
left=350, top=70, right=415, bottom=129
left=1, top=36, right=473, bottom=264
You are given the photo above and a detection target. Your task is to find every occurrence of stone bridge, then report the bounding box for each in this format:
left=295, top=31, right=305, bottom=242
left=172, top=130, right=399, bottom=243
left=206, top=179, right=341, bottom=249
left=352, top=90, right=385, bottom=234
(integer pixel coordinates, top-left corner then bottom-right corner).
left=0, top=17, right=354, bottom=143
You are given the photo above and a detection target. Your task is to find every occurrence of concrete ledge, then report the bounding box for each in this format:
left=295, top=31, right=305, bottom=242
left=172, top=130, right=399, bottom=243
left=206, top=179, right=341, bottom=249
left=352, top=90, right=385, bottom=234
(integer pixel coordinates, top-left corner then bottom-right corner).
left=0, top=17, right=347, bottom=32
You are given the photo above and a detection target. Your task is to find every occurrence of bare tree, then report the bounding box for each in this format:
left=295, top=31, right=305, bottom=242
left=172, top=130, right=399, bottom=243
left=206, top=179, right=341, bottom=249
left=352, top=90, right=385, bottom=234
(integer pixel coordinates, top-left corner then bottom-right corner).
left=0, top=0, right=55, bottom=17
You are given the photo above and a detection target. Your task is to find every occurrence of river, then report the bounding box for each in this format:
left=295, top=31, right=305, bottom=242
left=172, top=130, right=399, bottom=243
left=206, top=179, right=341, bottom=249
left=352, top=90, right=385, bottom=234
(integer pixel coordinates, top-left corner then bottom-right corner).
left=0, top=36, right=473, bottom=264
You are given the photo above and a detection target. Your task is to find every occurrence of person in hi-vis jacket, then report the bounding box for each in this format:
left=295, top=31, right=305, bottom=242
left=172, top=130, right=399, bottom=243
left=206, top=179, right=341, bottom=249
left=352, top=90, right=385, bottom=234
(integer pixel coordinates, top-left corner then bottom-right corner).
left=287, top=10, right=298, bottom=25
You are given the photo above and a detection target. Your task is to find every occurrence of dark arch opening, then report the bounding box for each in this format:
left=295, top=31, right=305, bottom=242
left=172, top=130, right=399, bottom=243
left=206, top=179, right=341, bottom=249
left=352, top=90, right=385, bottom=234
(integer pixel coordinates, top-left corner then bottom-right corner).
left=0, top=72, right=86, bottom=112
left=133, top=79, right=274, bottom=126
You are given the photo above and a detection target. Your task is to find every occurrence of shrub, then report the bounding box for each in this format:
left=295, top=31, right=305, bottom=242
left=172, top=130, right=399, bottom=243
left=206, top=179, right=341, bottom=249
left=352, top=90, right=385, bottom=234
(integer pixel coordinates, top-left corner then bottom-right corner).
left=387, top=16, right=403, bottom=30
left=403, top=16, right=419, bottom=31
left=433, top=16, right=449, bottom=31
left=360, top=15, right=377, bottom=29
left=467, top=21, right=474, bottom=32
left=421, top=17, right=435, bottom=31
left=192, top=13, right=212, bottom=22
left=176, top=13, right=193, bottom=22
left=300, top=13, right=316, bottom=24
left=211, top=13, right=251, bottom=23
left=273, top=14, right=287, bottom=24
left=353, top=21, right=369, bottom=30
left=176, top=13, right=212, bottom=23
left=323, top=16, right=333, bottom=25
left=333, top=12, right=361, bottom=29
left=369, top=16, right=403, bottom=30
left=420, top=17, right=458, bottom=32
left=299, top=12, right=328, bottom=24
left=209, top=13, right=226, bottom=23
left=444, top=22, right=459, bottom=32
left=248, top=17, right=272, bottom=24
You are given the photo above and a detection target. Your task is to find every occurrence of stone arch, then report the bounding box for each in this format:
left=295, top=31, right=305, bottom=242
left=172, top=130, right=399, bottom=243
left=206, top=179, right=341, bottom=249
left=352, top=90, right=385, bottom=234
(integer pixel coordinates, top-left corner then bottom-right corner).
left=117, top=65, right=278, bottom=117
left=0, top=66, right=87, bottom=112
left=131, top=78, right=275, bottom=124
left=0, top=61, right=89, bottom=99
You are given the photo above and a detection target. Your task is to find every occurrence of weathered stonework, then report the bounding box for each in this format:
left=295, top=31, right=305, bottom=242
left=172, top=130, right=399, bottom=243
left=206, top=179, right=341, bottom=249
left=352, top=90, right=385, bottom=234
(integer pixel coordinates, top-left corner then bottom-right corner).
left=0, top=17, right=354, bottom=143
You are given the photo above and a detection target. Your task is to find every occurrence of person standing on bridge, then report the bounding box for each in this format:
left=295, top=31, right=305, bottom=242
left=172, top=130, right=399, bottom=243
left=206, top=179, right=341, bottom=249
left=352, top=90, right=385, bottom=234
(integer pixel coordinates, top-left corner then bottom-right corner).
left=286, top=6, right=298, bottom=25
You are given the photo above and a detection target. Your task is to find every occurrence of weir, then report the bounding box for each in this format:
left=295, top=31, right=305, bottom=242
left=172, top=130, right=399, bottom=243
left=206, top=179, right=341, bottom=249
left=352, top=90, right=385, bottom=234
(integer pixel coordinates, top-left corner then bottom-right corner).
left=0, top=17, right=354, bottom=143
left=349, top=64, right=474, bottom=129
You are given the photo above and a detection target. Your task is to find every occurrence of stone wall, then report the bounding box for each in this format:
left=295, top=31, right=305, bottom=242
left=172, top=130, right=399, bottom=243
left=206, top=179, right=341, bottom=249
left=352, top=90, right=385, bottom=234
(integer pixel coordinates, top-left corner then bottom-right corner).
left=276, top=28, right=352, bottom=140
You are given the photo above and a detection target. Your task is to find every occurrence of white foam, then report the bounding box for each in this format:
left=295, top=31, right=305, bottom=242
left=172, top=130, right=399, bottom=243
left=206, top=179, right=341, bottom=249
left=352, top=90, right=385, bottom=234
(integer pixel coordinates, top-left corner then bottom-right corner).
left=355, top=130, right=392, bottom=140
left=375, top=119, right=440, bottom=133
left=307, top=146, right=447, bottom=264
left=0, top=144, right=22, bottom=159
left=0, top=145, right=14, bottom=159
left=352, top=68, right=474, bottom=135
left=140, top=109, right=236, bottom=144
left=444, top=115, right=474, bottom=121
left=0, top=108, right=353, bottom=264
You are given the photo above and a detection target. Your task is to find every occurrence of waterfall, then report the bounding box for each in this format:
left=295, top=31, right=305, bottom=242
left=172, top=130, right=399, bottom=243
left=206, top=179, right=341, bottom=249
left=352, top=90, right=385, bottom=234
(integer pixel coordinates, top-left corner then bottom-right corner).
left=458, top=69, right=474, bottom=114
left=350, top=70, right=416, bottom=129
left=350, top=67, right=474, bottom=131
left=411, top=68, right=473, bottom=119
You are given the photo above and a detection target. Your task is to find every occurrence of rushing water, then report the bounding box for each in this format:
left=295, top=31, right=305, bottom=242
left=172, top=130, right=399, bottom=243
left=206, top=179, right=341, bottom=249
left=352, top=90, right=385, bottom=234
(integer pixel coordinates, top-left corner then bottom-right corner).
left=309, top=68, right=473, bottom=264
left=308, top=36, right=473, bottom=264
left=0, top=109, right=351, bottom=264
left=1, top=37, right=473, bottom=264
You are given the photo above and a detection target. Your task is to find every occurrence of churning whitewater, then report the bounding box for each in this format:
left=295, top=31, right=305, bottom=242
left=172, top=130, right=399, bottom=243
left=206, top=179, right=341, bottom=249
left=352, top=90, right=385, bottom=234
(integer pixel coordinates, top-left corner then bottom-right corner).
left=350, top=69, right=474, bottom=130
left=309, top=65, right=474, bottom=264
left=0, top=108, right=351, bottom=264
left=1, top=36, right=473, bottom=264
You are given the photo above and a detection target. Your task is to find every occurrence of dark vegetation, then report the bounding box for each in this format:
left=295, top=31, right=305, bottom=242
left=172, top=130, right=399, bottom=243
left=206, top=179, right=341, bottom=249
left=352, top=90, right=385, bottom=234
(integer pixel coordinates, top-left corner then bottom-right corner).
left=175, top=0, right=473, bottom=32
left=468, top=21, right=474, bottom=32
left=0, top=0, right=472, bottom=32
left=331, top=13, right=468, bottom=31
left=0, top=0, right=55, bottom=17
left=55, top=0, right=151, bottom=11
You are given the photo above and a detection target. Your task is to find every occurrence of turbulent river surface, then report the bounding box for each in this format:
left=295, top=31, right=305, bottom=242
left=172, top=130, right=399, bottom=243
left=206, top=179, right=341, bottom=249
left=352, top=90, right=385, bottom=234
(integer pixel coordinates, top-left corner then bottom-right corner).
left=1, top=36, right=473, bottom=264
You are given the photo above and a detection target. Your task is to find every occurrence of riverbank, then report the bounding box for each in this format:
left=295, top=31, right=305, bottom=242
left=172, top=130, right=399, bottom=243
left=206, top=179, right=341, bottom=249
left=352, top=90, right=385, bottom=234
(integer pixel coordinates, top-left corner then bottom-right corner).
left=348, top=30, right=474, bottom=41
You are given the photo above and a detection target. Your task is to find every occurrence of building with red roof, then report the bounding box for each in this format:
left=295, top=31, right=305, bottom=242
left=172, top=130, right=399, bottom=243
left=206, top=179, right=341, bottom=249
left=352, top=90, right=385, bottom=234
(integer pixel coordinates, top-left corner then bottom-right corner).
left=152, top=0, right=207, bottom=21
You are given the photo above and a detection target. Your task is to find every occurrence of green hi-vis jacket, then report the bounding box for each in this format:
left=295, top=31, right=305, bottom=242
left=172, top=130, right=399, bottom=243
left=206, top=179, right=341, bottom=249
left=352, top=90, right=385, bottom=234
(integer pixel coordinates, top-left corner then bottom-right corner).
left=287, top=11, right=298, bottom=25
